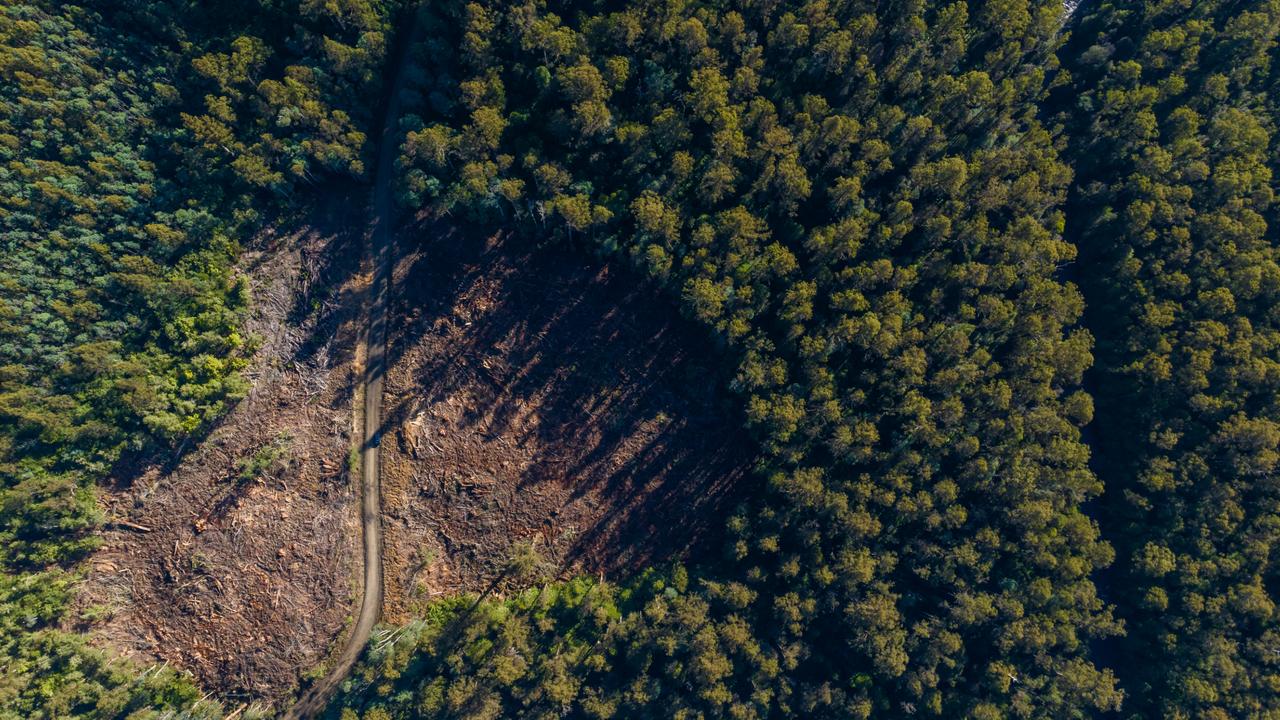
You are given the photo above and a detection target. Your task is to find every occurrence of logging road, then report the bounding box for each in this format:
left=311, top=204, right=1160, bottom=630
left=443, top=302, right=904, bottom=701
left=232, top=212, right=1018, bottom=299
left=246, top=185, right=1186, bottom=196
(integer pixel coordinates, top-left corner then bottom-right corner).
left=285, top=7, right=419, bottom=718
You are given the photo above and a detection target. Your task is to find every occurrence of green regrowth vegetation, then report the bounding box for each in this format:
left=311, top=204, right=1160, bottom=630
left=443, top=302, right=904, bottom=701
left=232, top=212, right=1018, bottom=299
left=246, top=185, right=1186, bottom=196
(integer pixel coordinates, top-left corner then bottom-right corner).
left=237, top=433, right=293, bottom=483
left=0, top=0, right=398, bottom=715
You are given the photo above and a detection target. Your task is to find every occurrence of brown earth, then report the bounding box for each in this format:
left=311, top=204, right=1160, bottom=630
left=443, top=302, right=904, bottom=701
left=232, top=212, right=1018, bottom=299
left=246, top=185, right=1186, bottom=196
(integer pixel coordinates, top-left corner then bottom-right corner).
left=71, top=196, right=369, bottom=706
left=379, top=225, right=757, bottom=620
left=73, top=207, right=757, bottom=703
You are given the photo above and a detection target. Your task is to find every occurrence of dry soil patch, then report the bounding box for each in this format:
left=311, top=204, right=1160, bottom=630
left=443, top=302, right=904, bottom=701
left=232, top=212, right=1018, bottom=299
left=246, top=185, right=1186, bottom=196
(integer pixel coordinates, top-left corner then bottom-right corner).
left=380, top=227, right=756, bottom=618
left=73, top=198, right=367, bottom=705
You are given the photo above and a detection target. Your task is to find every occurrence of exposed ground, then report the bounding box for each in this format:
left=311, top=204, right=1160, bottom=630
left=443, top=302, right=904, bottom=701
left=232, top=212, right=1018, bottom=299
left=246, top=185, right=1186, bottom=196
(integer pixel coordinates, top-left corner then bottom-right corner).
left=379, top=226, right=757, bottom=619
left=287, top=12, right=420, bottom=711
left=71, top=195, right=368, bottom=705
left=72, top=204, right=757, bottom=705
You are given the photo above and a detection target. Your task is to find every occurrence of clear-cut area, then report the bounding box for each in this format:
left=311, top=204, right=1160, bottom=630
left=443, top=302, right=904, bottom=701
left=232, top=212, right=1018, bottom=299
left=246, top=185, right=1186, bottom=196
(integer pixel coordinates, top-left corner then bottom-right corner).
left=72, top=199, right=368, bottom=703
left=379, top=226, right=756, bottom=620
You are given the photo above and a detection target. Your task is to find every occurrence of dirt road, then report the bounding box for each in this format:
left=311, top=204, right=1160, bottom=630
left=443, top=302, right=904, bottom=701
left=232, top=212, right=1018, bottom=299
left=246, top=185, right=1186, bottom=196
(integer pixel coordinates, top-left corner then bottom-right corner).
left=285, top=10, right=418, bottom=719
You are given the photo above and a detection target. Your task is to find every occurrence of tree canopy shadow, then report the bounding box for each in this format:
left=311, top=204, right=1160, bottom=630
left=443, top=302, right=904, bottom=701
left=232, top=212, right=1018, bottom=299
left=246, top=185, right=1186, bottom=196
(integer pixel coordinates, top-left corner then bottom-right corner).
left=380, top=222, right=759, bottom=587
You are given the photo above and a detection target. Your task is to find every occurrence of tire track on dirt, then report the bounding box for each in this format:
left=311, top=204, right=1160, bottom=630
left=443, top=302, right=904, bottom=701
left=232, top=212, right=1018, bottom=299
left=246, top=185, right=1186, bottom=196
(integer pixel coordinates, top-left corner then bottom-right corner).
left=285, top=8, right=420, bottom=718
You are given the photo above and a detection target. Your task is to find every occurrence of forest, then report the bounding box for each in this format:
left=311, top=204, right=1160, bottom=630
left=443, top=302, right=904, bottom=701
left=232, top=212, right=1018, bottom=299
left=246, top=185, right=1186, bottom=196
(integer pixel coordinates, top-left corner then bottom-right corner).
left=2, top=0, right=1279, bottom=718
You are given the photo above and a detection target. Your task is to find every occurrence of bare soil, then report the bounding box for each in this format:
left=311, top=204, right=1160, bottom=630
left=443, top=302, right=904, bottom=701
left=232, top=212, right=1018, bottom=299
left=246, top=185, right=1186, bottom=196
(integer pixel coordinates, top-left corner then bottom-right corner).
left=379, top=225, right=757, bottom=619
left=72, top=196, right=368, bottom=706
left=73, top=208, right=757, bottom=704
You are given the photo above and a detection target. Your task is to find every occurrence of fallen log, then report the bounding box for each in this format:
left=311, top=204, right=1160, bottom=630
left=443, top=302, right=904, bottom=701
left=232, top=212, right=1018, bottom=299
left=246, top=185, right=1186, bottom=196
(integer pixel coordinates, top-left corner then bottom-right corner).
left=113, top=520, right=153, bottom=533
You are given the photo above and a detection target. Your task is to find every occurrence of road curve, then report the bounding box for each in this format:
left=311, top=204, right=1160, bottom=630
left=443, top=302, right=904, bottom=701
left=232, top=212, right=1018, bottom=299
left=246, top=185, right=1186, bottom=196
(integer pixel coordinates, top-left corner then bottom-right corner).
left=286, top=9, right=419, bottom=719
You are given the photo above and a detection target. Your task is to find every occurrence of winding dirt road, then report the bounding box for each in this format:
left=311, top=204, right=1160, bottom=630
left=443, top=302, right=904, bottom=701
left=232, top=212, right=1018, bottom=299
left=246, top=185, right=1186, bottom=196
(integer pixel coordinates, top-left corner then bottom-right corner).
left=286, top=10, right=419, bottom=719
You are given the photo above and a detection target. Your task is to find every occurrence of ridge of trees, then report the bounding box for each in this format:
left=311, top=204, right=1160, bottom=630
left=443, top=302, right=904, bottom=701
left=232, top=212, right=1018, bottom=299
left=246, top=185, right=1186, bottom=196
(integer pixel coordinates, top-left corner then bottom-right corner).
left=1060, top=1, right=1280, bottom=717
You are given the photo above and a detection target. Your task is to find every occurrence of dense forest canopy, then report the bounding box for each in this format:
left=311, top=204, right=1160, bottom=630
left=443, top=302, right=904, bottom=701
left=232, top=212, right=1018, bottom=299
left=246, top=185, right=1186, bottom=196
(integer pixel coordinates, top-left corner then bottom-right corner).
left=1, top=0, right=1279, bottom=718
left=1062, top=1, right=1280, bottom=716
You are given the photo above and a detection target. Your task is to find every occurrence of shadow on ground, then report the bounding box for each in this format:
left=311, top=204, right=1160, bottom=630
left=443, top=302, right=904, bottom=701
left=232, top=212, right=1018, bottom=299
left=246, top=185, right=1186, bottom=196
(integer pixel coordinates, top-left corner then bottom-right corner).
left=379, top=224, right=758, bottom=613
left=73, top=187, right=370, bottom=706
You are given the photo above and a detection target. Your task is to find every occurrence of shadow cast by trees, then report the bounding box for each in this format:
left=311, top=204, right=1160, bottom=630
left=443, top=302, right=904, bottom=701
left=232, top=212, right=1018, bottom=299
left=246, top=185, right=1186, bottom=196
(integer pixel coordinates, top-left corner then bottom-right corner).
left=380, top=221, right=757, bottom=585
left=79, top=185, right=378, bottom=699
